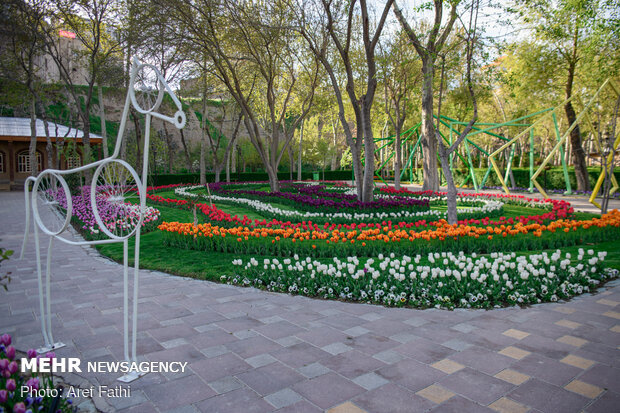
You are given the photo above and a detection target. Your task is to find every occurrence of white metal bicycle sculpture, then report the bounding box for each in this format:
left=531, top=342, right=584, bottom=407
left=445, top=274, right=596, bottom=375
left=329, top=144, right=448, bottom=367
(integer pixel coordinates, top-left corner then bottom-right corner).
left=20, top=58, right=186, bottom=382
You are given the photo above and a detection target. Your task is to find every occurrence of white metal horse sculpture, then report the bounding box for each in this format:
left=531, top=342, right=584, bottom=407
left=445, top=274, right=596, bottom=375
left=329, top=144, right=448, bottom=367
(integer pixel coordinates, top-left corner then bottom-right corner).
left=20, top=58, right=186, bottom=382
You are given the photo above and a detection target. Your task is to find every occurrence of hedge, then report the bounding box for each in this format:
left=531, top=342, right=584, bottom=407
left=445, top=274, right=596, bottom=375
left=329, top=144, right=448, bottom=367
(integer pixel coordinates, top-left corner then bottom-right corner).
left=148, top=170, right=354, bottom=186
left=149, top=167, right=619, bottom=191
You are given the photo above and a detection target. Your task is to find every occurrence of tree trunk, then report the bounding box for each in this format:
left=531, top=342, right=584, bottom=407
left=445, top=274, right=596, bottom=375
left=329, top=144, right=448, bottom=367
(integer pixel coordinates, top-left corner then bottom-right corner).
left=297, top=120, right=304, bottom=181
left=29, top=97, right=38, bottom=176
left=179, top=129, right=192, bottom=173
left=131, top=109, right=142, bottom=173
left=439, top=148, right=458, bottom=224
left=394, top=123, right=402, bottom=190
left=421, top=59, right=439, bottom=191
left=361, top=102, right=375, bottom=202
left=565, top=100, right=589, bottom=190
left=266, top=164, right=280, bottom=192
left=98, top=84, right=108, bottom=158
left=331, top=118, right=338, bottom=170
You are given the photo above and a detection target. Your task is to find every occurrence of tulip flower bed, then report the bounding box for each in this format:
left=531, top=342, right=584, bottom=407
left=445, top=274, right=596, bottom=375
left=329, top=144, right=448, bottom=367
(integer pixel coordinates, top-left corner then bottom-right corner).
left=158, top=209, right=620, bottom=258
left=82, top=181, right=620, bottom=308
left=0, top=334, right=76, bottom=412
left=51, top=187, right=161, bottom=240
left=229, top=249, right=619, bottom=309
left=224, top=250, right=618, bottom=309
left=208, top=182, right=431, bottom=214
left=175, top=184, right=507, bottom=225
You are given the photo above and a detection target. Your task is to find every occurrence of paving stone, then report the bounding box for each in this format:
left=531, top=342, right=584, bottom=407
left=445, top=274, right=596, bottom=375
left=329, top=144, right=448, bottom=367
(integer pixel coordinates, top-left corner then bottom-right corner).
left=416, top=384, right=455, bottom=404
left=297, top=362, right=331, bottom=379
left=508, top=378, right=589, bottom=413
left=584, top=390, right=620, bottom=413
left=431, top=359, right=465, bottom=374
left=441, top=338, right=473, bottom=351
left=195, top=388, right=273, bottom=413
left=372, top=350, right=405, bottom=364
left=275, top=400, right=322, bottom=413
left=450, top=322, right=477, bottom=333
left=352, top=383, right=434, bottom=413
left=555, top=319, right=583, bottom=329
left=498, top=346, right=531, bottom=360
left=502, top=329, right=530, bottom=340
left=564, top=379, right=604, bottom=399
left=488, top=397, right=529, bottom=413
left=245, top=353, right=278, bottom=368
left=327, top=401, right=368, bottom=413
left=557, top=335, right=588, bottom=347
left=343, top=326, right=371, bottom=337
left=577, top=364, right=620, bottom=393
left=237, top=362, right=305, bottom=396
left=439, top=367, right=515, bottom=405
left=509, top=353, right=581, bottom=386
left=293, top=372, right=365, bottom=410
left=264, top=388, right=303, bottom=409
left=493, top=369, right=530, bottom=386
left=448, top=346, right=515, bottom=375
left=429, top=395, right=494, bottom=413
left=596, top=299, right=619, bottom=307
left=207, top=376, right=244, bottom=394
left=142, top=375, right=215, bottom=411
left=322, top=342, right=353, bottom=355
left=602, top=311, right=620, bottom=320
left=377, top=359, right=445, bottom=392
left=610, top=325, right=620, bottom=333
left=352, top=372, right=390, bottom=391
left=560, top=354, right=596, bottom=369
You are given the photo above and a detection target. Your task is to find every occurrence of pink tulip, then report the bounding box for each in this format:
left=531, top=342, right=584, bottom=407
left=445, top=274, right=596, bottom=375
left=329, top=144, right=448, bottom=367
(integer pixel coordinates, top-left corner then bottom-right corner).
left=13, top=402, right=26, bottom=413
left=6, top=378, right=16, bottom=391
left=0, top=334, right=11, bottom=346
left=5, top=345, right=15, bottom=360
left=7, top=361, right=17, bottom=374
left=26, top=377, right=39, bottom=391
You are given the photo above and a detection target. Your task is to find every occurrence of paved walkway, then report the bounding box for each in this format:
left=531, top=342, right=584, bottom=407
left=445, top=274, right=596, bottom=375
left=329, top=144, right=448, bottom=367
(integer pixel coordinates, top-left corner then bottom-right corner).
left=1, top=190, right=619, bottom=413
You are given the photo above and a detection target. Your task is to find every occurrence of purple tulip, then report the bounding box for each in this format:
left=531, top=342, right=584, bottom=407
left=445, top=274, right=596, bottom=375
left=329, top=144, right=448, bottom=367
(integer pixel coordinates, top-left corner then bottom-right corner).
left=5, top=345, right=15, bottom=360
left=13, top=402, right=26, bottom=413
left=6, top=378, right=16, bottom=391
left=7, top=361, right=17, bottom=374
left=0, top=359, right=8, bottom=371
left=0, top=389, right=7, bottom=403
left=0, top=334, right=11, bottom=346
left=27, top=349, right=37, bottom=359
left=25, top=378, right=39, bottom=391
left=45, top=351, right=55, bottom=359
left=2, top=370, right=10, bottom=378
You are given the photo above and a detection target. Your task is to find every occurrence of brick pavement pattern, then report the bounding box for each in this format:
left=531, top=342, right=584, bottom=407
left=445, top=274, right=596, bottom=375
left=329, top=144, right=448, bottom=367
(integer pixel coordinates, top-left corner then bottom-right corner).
left=1, top=191, right=619, bottom=413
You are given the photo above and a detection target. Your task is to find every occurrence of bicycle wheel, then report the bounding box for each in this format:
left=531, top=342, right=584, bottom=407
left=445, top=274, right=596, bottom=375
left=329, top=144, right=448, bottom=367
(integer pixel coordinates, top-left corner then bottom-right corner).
left=91, top=160, right=144, bottom=239
left=32, top=171, right=72, bottom=236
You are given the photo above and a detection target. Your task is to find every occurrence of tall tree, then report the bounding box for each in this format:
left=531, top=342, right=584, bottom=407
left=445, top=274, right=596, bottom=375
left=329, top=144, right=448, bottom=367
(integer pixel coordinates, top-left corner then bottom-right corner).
left=392, top=0, right=459, bottom=191
left=298, top=0, right=394, bottom=202
left=163, top=0, right=319, bottom=192
left=0, top=0, right=48, bottom=176
left=511, top=0, right=618, bottom=191
left=379, top=29, right=421, bottom=190
left=39, top=0, right=123, bottom=174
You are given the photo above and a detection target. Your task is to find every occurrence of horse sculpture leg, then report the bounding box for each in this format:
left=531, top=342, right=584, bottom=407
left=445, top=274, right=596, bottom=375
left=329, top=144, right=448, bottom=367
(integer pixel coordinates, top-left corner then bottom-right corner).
left=33, top=223, right=51, bottom=351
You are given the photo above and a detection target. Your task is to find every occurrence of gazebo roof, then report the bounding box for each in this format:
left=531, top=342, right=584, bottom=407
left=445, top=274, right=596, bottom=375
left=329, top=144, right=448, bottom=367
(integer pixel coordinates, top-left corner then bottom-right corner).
left=0, top=117, right=103, bottom=143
